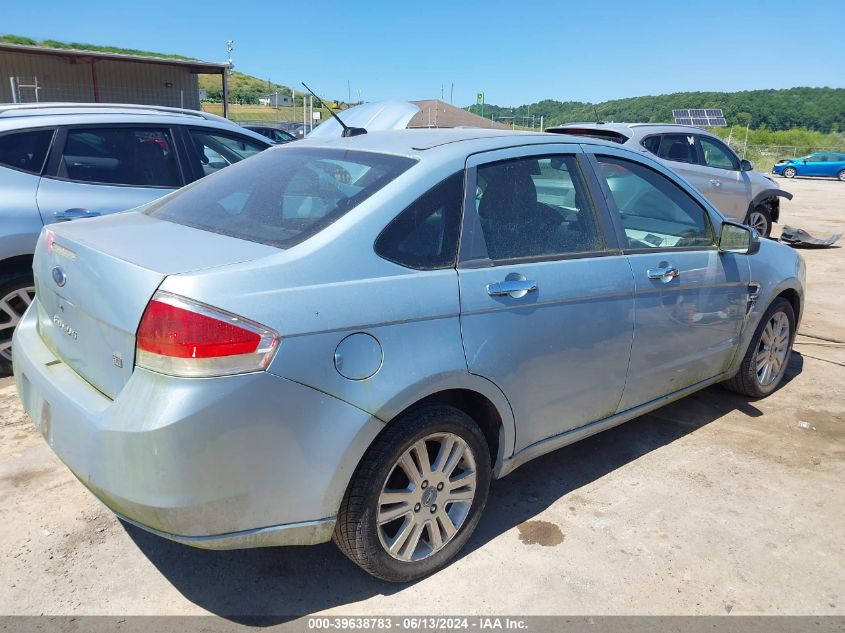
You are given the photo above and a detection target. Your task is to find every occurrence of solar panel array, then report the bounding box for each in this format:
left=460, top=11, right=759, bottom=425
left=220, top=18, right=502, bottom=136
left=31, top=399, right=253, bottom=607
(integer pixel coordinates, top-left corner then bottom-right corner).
left=672, top=108, right=727, bottom=127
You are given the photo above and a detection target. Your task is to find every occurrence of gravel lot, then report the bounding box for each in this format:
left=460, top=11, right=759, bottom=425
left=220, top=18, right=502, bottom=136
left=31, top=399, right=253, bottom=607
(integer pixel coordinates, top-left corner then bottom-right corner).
left=1, top=176, right=843, bottom=619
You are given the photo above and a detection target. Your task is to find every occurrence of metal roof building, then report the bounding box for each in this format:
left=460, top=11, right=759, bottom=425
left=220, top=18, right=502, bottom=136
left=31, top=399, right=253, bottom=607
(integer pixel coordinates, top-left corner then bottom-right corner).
left=0, top=43, right=231, bottom=116
left=409, top=100, right=510, bottom=130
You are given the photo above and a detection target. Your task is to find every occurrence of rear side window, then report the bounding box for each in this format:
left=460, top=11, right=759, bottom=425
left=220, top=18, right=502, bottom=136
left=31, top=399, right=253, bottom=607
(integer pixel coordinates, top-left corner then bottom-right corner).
left=375, top=172, right=464, bottom=269
left=641, top=136, right=661, bottom=155
left=656, top=134, right=697, bottom=164
left=475, top=154, right=603, bottom=261
left=0, top=129, right=54, bottom=174
left=145, top=147, right=416, bottom=249
left=59, top=127, right=181, bottom=187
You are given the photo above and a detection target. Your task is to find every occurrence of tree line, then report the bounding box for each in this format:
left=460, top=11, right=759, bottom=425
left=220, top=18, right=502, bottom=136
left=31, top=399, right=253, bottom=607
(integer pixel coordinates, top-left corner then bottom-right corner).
left=468, top=88, right=845, bottom=133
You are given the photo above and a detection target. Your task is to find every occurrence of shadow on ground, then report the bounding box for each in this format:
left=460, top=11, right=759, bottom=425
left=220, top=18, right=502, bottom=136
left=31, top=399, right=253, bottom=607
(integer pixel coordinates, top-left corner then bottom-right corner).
left=124, top=354, right=804, bottom=623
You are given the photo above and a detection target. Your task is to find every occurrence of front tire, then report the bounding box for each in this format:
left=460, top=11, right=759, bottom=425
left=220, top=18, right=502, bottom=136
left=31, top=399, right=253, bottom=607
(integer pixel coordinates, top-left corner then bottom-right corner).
left=724, top=297, right=795, bottom=398
left=783, top=166, right=797, bottom=178
left=746, top=205, right=772, bottom=237
left=838, top=169, right=845, bottom=182
left=0, top=273, right=35, bottom=375
left=334, top=405, right=491, bottom=582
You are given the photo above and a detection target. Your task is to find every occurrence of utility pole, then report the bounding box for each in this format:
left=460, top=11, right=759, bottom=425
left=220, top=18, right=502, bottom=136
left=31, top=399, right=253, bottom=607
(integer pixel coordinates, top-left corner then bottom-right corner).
left=348, top=80, right=351, bottom=103
left=450, top=82, right=454, bottom=104
left=223, top=39, right=234, bottom=119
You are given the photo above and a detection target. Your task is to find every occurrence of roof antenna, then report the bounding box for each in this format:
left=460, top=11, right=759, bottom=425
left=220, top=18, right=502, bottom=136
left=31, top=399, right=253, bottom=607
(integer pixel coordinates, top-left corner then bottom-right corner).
left=593, top=105, right=604, bottom=124
left=301, top=82, right=367, bottom=137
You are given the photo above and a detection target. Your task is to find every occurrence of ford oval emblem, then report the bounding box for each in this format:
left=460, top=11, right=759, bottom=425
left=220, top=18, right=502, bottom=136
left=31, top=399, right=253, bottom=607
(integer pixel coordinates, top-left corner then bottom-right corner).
left=51, top=266, right=67, bottom=287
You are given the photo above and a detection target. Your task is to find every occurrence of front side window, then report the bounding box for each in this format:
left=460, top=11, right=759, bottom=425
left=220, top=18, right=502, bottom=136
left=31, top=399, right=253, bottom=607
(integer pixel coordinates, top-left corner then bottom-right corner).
left=475, top=155, right=603, bottom=261
left=0, top=129, right=54, bottom=174
left=699, top=136, right=739, bottom=170
left=596, top=155, right=714, bottom=249
left=189, top=130, right=266, bottom=176
left=59, top=127, right=180, bottom=187
left=375, top=172, right=463, bottom=270
left=656, top=134, right=697, bottom=164
left=807, top=154, right=827, bottom=162
left=145, top=147, right=416, bottom=249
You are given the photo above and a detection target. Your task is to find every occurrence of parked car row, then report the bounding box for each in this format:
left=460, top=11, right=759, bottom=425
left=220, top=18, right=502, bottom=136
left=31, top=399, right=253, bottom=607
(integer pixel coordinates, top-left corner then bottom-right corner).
left=546, top=122, right=793, bottom=237
left=0, top=103, right=274, bottom=370
left=772, top=152, right=845, bottom=181
left=12, top=114, right=804, bottom=581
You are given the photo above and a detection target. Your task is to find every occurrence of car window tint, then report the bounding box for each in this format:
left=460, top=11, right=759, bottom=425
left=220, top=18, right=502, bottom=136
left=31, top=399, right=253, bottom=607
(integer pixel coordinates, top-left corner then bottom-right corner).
left=807, top=154, right=826, bottom=162
left=642, top=136, right=661, bottom=155
left=700, top=137, right=738, bottom=170
left=475, top=155, right=603, bottom=261
left=375, top=172, right=463, bottom=270
left=0, top=128, right=54, bottom=175
left=656, top=134, right=697, bottom=164
left=189, top=130, right=266, bottom=176
left=596, top=155, right=714, bottom=249
left=59, top=127, right=180, bottom=187
left=145, top=147, right=416, bottom=249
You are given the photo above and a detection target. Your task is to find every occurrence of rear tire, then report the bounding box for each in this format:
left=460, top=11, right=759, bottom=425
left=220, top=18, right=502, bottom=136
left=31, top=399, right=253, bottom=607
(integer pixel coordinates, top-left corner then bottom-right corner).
left=334, top=405, right=491, bottom=582
left=723, top=297, right=795, bottom=398
left=782, top=166, right=797, bottom=178
left=0, top=273, right=35, bottom=375
left=746, top=205, right=772, bottom=237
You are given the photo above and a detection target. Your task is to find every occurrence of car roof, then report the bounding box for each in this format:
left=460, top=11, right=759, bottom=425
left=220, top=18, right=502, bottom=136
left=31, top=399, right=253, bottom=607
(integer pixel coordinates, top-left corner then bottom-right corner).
left=0, top=103, right=270, bottom=143
left=293, top=127, right=624, bottom=159
left=549, top=121, right=721, bottom=139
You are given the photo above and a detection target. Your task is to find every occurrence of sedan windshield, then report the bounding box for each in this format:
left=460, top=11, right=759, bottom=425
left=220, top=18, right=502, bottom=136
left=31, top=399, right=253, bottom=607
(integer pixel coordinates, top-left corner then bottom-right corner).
left=144, top=147, right=416, bottom=248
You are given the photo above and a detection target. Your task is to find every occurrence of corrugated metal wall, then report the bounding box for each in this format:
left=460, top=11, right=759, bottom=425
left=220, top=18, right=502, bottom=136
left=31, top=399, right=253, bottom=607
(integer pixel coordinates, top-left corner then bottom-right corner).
left=0, top=50, right=203, bottom=109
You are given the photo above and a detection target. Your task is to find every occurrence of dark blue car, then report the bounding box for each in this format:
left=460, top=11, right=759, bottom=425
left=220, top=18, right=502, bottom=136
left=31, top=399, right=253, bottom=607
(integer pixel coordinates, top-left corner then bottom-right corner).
left=772, top=152, right=845, bottom=180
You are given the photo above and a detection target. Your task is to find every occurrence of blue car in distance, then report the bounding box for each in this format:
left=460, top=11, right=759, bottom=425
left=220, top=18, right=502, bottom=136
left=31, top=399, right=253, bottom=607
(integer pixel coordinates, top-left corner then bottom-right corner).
left=772, top=152, right=845, bottom=181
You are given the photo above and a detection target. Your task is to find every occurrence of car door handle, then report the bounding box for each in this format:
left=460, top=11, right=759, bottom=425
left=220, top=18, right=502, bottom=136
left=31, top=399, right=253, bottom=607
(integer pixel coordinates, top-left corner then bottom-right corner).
left=709, top=178, right=722, bottom=187
left=53, top=208, right=101, bottom=221
left=647, top=265, right=680, bottom=283
left=486, top=279, right=538, bottom=298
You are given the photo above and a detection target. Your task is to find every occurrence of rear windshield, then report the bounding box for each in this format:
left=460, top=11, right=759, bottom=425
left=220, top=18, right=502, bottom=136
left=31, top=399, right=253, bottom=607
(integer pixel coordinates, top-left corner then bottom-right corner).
left=144, top=147, right=416, bottom=248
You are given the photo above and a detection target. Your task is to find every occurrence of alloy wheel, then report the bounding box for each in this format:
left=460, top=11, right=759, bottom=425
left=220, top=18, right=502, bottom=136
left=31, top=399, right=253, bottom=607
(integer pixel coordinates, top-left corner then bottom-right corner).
left=755, top=311, right=790, bottom=387
left=376, top=432, right=477, bottom=562
left=748, top=211, right=769, bottom=235
left=0, top=286, right=35, bottom=363
left=783, top=167, right=796, bottom=178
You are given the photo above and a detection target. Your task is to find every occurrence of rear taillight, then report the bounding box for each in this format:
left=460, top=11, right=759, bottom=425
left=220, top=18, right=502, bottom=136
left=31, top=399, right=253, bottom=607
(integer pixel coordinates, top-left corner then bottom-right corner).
left=136, top=292, right=279, bottom=378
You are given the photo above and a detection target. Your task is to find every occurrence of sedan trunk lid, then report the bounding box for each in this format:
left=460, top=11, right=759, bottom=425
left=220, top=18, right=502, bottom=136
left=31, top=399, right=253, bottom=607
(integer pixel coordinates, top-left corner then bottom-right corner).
left=32, top=212, right=279, bottom=399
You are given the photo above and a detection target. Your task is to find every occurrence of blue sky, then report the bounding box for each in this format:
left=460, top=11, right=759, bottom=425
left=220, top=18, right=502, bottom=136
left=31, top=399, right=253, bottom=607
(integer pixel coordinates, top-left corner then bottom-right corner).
left=4, top=0, right=843, bottom=106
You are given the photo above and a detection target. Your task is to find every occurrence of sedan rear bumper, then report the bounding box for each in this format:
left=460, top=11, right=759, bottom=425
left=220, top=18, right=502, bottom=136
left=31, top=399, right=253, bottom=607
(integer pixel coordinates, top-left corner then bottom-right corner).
left=13, top=302, right=384, bottom=547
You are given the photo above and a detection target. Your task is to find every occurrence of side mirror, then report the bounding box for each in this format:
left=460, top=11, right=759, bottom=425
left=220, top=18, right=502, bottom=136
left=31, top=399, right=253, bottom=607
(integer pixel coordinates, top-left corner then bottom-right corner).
left=740, top=159, right=754, bottom=172
left=719, top=221, right=760, bottom=255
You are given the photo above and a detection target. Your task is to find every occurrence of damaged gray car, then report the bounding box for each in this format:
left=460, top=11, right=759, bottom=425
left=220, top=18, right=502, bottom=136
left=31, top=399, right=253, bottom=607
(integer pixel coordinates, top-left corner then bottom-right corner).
left=547, top=122, right=792, bottom=237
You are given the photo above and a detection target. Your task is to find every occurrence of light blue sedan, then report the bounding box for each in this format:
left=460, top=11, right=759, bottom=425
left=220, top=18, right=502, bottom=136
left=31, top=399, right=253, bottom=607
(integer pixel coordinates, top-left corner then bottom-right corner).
left=14, top=128, right=805, bottom=581
left=772, top=152, right=845, bottom=180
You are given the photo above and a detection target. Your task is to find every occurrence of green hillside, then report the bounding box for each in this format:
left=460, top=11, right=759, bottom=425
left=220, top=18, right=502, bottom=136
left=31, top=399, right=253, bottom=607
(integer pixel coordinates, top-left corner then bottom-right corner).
left=0, top=34, right=196, bottom=61
left=469, top=88, right=845, bottom=133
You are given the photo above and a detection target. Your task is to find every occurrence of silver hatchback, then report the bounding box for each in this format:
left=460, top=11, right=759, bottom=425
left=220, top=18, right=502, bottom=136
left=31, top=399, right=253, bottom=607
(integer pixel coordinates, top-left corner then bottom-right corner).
left=14, top=128, right=804, bottom=581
